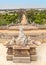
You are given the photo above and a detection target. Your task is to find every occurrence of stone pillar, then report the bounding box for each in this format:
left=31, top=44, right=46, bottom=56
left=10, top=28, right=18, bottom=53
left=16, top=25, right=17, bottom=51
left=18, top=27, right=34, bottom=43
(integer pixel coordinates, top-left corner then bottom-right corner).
left=7, top=47, right=13, bottom=55
left=6, top=47, right=13, bottom=61
left=30, top=47, right=37, bottom=61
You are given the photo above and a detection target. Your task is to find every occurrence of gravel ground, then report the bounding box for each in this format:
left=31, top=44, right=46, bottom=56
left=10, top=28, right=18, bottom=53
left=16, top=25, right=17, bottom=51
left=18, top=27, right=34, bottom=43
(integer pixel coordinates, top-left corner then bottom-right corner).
left=0, top=43, right=46, bottom=65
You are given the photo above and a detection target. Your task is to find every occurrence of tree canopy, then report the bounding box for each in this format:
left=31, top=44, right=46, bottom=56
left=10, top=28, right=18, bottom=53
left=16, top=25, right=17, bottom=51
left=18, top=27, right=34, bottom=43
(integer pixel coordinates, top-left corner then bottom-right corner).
left=0, top=9, right=46, bottom=25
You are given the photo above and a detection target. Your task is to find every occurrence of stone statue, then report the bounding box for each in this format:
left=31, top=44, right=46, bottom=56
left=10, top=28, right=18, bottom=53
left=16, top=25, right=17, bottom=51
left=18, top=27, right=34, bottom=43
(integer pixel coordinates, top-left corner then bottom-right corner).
left=16, top=26, right=28, bottom=45
left=6, top=37, right=15, bottom=46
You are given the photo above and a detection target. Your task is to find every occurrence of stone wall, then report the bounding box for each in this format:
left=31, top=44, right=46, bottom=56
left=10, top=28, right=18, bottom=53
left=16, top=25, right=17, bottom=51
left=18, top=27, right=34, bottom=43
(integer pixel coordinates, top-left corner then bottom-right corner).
left=0, top=32, right=46, bottom=43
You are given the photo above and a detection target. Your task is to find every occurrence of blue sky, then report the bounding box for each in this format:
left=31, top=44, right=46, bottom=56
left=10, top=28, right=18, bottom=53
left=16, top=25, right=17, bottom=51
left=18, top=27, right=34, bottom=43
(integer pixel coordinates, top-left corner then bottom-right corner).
left=0, top=0, right=46, bottom=9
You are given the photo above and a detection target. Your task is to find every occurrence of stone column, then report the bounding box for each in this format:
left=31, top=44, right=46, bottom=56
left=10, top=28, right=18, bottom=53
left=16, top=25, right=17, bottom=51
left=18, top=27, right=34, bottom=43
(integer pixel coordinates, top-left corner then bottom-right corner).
left=30, top=47, right=37, bottom=61
left=6, top=47, right=13, bottom=61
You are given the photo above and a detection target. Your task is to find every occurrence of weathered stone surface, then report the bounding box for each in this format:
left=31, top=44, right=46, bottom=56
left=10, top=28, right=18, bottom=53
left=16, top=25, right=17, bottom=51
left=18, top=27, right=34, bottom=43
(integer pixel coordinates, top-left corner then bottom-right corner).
left=30, top=55, right=37, bottom=61
left=7, top=47, right=13, bottom=55
left=30, top=48, right=36, bottom=55
left=6, top=55, right=13, bottom=61
left=13, top=57, right=30, bottom=63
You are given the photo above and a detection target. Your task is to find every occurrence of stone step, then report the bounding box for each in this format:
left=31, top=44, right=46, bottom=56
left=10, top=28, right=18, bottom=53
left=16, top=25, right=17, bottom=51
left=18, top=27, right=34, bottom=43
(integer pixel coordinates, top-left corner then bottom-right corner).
left=13, top=57, right=30, bottom=63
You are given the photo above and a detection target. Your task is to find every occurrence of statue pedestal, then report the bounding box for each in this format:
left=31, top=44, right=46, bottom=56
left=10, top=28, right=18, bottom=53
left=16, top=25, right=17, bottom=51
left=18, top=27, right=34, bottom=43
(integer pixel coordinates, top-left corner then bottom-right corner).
left=13, top=48, right=30, bottom=63
left=6, top=45, right=37, bottom=62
